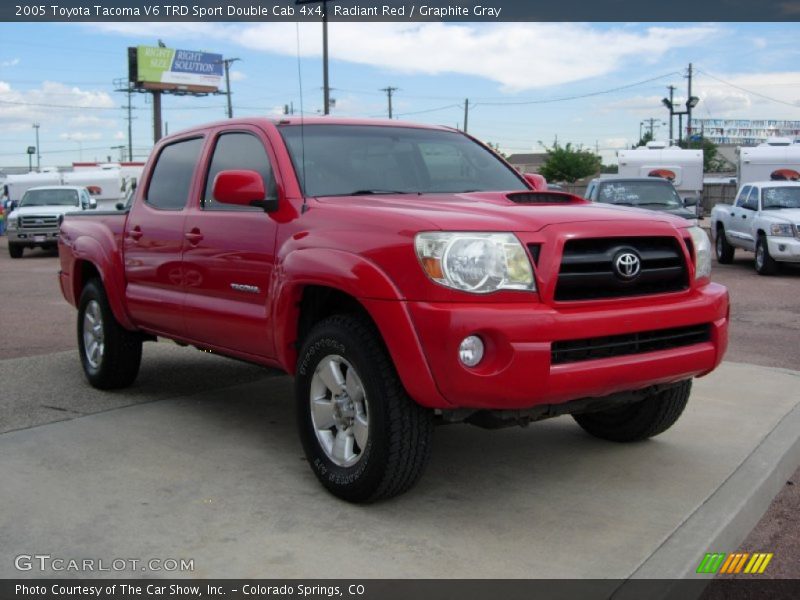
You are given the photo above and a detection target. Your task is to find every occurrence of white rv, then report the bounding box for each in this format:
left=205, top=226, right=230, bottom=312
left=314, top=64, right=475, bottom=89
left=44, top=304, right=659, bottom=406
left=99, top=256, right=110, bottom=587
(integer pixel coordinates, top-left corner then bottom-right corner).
left=617, top=141, right=704, bottom=201
left=738, top=138, right=800, bottom=187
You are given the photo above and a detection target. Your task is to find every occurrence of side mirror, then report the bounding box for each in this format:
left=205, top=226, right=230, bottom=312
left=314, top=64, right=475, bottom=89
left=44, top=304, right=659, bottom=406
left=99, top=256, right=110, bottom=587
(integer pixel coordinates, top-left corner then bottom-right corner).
left=212, top=170, right=277, bottom=212
left=683, top=197, right=698, bottom=207
left=523, top=172, right=547, bottom=191
left=88, top=198, right=97, bottom=209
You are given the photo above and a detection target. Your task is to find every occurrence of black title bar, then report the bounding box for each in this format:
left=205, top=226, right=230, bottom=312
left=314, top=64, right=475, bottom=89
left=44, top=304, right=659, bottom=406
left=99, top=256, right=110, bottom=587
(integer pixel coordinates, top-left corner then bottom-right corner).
left=6, top=0, right=800, bottom=22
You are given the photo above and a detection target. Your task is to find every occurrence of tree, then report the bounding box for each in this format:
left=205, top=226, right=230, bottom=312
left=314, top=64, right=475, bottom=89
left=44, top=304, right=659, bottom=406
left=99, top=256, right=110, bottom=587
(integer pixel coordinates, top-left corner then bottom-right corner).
left=633, top=130, right=655, bottom=149
left=538, top=141, right=601, bottom=183
left=486, top=142, right=508, bottom=159
left=679, top=137, right=729, bottom=172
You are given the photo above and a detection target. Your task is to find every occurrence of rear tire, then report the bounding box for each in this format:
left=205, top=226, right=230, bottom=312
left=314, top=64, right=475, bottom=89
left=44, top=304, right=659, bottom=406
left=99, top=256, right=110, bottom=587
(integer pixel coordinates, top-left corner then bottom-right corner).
left=77, top=279, right=142, bottom=390
left=755, top=235, right=778, bottom=275
left=714, top=227, right=734, bottom=264
left=8, top=243, right=23, bottom=259
left=573, top=380, right=691, bottom=442
left=295, top=314, right=434, bottom=503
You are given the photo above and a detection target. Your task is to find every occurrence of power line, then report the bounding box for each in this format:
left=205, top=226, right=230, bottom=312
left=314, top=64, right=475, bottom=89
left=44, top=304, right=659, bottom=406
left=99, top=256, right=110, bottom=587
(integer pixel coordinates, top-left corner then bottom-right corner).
left=474, top=72, right=681, bottom=106
left=695, top=68, right=800, bottom=108
left=395, top=103, right=462, bottom=117
left=0, top=99, right=118, bottom=110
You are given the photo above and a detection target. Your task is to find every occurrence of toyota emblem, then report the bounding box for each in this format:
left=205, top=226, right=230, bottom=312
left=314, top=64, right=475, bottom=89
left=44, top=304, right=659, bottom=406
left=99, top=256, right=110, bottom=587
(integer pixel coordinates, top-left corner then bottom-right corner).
left=614, top=252, right=641, bottom=280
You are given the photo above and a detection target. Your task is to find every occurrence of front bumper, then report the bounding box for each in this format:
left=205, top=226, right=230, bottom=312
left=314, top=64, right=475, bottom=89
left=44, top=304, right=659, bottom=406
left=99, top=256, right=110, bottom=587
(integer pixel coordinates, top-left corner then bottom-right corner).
left=390, top=283, right=728, bottom=410
left=767, top=236, right=800, bottom=263
left=7, top=228, right=60, bottom=245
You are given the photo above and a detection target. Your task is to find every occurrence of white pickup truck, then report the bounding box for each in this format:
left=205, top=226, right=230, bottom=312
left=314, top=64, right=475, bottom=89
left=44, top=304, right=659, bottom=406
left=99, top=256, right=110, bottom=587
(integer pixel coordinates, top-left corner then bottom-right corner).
left=710, top=181, right=800, bottom=274
left=6, top=185, right=96, bottom=258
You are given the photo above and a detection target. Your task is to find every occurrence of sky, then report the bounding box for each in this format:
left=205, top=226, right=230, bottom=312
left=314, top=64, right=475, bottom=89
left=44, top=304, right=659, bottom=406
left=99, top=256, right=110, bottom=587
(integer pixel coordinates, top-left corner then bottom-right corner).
left=1, top=21, right=800, bottom=168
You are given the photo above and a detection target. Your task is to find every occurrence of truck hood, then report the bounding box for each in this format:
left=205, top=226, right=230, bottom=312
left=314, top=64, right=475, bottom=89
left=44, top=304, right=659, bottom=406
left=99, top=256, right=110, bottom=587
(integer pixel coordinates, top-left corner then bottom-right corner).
left=765, top=208, right=800, bottom=223
left=8, top=205, right=82, bottom=220
left=315, top=191, right=689, bottom=232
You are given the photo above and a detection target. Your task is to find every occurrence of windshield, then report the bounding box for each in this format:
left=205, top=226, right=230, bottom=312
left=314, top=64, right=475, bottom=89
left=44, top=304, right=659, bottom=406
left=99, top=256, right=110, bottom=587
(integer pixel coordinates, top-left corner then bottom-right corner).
left=762, top=186, right=800, bottom=210
left=279, top=124, right=527, bottom=196
left=596, top=180, right=682, bottom=208
left=20, top=189, right=79, bottom=207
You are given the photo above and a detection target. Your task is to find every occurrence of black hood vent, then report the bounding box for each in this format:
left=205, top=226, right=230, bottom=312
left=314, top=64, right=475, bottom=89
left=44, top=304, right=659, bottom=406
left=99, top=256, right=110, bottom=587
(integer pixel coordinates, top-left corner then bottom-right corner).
left=507, top=192, right=582, bottom=205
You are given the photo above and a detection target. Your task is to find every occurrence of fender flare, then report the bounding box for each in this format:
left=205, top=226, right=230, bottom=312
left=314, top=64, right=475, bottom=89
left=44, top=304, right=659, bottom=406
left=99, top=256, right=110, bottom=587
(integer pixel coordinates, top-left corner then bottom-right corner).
left=273, top=248, right=403, bottom=370
left=71, top=234, right=136, bottom=330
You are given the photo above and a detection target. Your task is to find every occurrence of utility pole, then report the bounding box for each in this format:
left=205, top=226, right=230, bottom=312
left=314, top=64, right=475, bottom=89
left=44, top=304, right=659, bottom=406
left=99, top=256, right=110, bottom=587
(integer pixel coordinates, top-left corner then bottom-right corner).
left=220, top=57, right=241, bottom=119
left=114, top=78, right=137, bottom=161
left=380, top=86, right=398, bottom=119
left=666, top=85, right=675, bottom=142
left=686, top=63, right=694, bottom=141
left=643, top=118, right=660, bottom=138
left=322, top=6, right=330, bottom=114
left=463, top=98, right=469, bottom=134
left=32, top=123, right=40, bottom=170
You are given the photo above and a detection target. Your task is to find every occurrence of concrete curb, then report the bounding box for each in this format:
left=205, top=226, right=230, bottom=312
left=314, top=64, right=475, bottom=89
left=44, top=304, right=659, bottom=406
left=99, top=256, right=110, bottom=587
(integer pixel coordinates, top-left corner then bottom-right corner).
left=613, top=385, right=800, bottom=596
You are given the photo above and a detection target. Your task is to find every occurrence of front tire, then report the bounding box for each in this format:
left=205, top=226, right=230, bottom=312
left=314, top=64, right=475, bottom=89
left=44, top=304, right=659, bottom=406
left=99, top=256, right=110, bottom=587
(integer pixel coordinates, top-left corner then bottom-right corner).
left=715, top=228, right=734, bottom=264
left=755, top=235, right=778, bottom=275
left=77, top=279, right=142, bottom=389
left=8, top=243, right=23, bottom=259
left=296, top=314, right=434, bottom=503
left=573, top=380, right=691, bottom=442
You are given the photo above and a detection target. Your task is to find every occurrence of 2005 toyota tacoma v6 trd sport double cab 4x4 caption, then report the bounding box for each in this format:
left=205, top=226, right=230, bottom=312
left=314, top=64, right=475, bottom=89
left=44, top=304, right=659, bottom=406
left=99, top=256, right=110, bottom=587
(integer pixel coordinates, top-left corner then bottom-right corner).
left=58, top=117, right=729, bottom=502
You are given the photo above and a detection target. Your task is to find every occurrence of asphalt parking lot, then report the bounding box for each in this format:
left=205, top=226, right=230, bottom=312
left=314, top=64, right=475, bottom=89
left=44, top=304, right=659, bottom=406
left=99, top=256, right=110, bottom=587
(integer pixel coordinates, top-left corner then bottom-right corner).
left=0, top=233, right=798, bottom=581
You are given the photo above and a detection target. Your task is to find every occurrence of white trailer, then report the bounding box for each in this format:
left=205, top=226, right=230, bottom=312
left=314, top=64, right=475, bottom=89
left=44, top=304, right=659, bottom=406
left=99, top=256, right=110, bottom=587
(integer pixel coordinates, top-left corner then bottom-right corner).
left=617, top=141, right=704, bottom=200
left=5, top=170, right=62, bottom=203
left=62, top=165, right=126, bottom=204
left=738, top=138, right=800, bottom=186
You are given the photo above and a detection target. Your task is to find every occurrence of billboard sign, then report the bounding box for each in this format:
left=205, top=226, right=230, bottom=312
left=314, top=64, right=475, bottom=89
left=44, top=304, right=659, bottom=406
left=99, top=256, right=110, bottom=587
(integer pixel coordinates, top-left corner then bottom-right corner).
left=130, top=46, right=223, bottom=93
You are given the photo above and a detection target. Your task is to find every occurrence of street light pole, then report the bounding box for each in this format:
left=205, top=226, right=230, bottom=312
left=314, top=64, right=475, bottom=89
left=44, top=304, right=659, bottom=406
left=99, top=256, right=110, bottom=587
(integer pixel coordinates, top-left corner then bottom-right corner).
left=32, top=123, right=41, bottom=170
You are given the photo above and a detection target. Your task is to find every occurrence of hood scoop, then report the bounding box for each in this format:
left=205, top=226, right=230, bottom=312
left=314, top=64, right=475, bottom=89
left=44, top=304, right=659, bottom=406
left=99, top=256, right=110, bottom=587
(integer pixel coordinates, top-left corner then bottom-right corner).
left=506, top=191, right=587, bottom=205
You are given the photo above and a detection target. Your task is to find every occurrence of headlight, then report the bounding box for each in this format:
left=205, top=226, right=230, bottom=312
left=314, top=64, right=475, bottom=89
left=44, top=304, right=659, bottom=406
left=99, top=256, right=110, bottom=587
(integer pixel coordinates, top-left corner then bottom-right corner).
left=415, top=232, right=535, bottom=293
left=769, top=223, right=794, bottom=237
left=7, top=217, right=17, bottom=229
left=687, top=226, right=712, bottom=280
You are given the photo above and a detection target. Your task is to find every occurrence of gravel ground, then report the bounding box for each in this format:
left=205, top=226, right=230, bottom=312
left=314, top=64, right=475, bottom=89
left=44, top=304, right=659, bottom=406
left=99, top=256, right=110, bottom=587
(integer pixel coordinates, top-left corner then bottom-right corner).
left=0, top=232, right=798, bottom=580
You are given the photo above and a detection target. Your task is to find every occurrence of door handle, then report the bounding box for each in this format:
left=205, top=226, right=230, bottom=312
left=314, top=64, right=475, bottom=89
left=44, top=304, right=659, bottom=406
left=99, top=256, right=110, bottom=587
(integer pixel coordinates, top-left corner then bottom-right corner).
left=128, top=226, right=143, bottom=241
left=184, top=228, right=204, bottom=244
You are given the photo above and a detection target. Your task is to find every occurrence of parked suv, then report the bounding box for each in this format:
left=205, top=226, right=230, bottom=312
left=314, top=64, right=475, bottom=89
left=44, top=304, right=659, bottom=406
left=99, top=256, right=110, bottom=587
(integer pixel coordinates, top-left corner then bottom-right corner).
left=585, top=177, right=699, bottom=224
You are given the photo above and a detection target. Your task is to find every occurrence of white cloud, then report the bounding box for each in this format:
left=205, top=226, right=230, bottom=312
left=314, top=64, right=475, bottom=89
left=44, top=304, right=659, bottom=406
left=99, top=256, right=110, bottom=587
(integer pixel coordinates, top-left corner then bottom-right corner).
left=0, top=80, right=116, bottom=127
left=60, top=132, right=102, bottom=142
left=68, top=115, right=117, bottom=129
left=694, top=71, right=800, bottom=119
left=604, top=137, right=630, bottom=150
left=113, top=131, right=126, bottom=140
left=228, top=70, right=247, bottom=82
left=87, top=22, right=718, bottom=92
left=1, top=58, right=20, bottom=68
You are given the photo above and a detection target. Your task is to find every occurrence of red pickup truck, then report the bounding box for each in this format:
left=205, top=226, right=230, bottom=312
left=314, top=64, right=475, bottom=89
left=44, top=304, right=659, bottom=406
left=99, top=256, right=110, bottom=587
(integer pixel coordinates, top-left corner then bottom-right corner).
left=58, top=117, right=729, bottom=502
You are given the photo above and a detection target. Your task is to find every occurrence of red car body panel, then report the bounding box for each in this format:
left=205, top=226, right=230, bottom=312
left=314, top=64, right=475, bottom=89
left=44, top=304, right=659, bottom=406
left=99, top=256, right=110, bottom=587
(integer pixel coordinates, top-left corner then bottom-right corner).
left=58, top=116, right=729, bottom=412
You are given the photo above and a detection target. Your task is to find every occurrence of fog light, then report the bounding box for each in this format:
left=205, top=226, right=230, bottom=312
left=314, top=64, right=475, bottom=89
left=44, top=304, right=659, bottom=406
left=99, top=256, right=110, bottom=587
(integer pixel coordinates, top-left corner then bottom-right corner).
left=459, top=335, right=484, bottom=367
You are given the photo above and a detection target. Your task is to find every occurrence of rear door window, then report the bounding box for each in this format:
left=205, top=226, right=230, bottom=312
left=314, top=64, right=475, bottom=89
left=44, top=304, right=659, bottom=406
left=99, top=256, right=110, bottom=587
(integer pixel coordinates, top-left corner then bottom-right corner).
left=146, top=137, right=204, bottom=211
